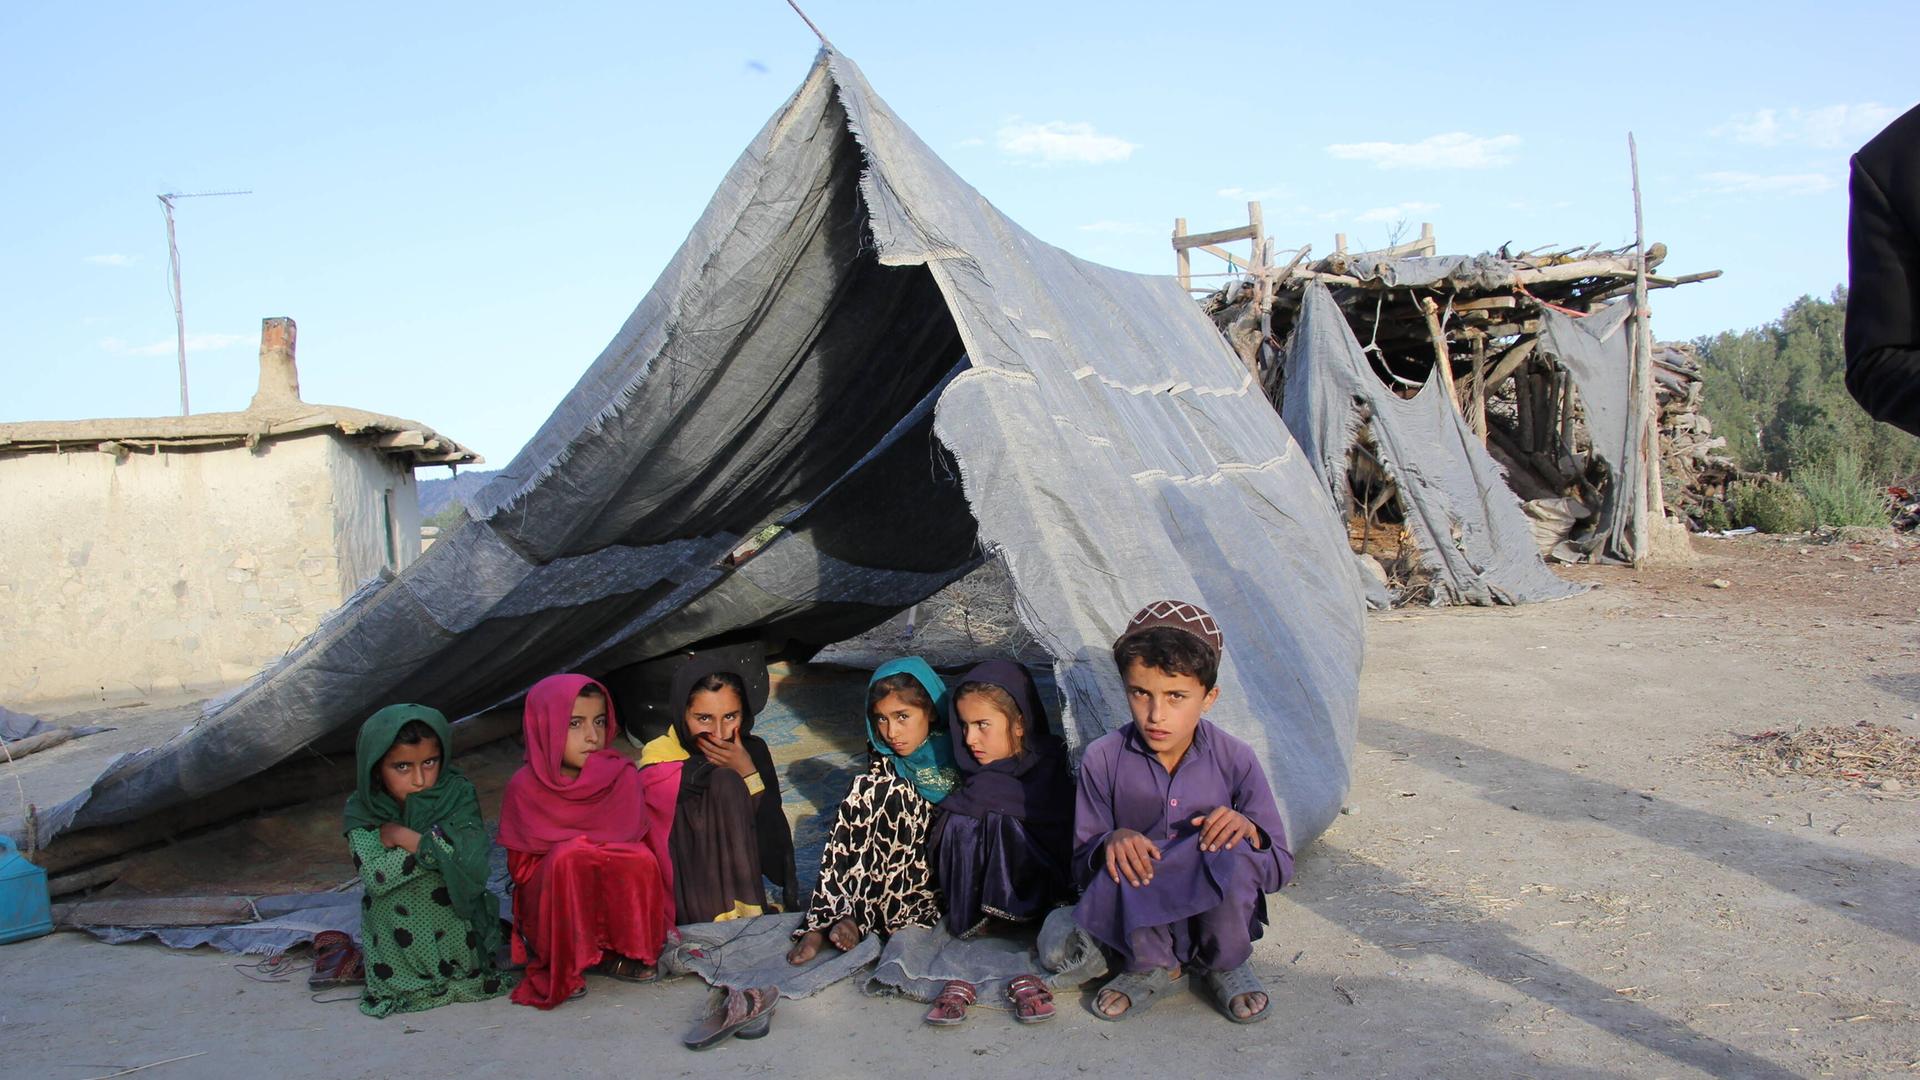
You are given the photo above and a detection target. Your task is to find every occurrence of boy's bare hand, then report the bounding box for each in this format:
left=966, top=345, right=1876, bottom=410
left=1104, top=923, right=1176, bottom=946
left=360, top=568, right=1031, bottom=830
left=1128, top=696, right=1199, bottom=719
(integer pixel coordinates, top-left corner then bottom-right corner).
left=1190, top=807, right=1261, bottom=852
left=1104, top=828, right=1162, bottom=887
left=698, top=733, right=758, bottom=780
left=379, top=822, right=422, bottom=854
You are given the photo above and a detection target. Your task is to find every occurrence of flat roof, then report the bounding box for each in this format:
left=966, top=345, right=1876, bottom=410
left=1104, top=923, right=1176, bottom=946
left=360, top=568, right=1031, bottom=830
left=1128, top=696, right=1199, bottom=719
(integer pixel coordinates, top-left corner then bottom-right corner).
left=0, top=402, right=483, bottom=466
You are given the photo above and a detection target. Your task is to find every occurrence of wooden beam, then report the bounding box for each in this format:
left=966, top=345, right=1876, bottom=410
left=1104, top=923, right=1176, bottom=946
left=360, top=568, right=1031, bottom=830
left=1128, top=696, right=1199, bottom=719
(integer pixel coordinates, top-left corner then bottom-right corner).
left=1629, top=132, right=1663, bottom=553
left=1471, top=335, right=1488, bottom=443
left=53, top=896, right=259, bottom=930
left=1174, top=218, right=1190, bottom=292
left=375, top=429, right=428, bottom=450
left=1484, top=337, right=1537, bottom=389
left=1420, top=298, right=1459, bottom=406
left=1198, top=244, right=1251, bottom=270
left=1172, top=223, right=1259, bottom=250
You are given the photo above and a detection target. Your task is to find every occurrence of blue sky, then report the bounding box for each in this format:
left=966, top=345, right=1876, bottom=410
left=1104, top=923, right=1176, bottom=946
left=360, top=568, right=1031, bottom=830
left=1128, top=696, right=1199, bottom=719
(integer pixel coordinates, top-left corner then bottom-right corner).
left=4, top=2, right=1913, bottom=468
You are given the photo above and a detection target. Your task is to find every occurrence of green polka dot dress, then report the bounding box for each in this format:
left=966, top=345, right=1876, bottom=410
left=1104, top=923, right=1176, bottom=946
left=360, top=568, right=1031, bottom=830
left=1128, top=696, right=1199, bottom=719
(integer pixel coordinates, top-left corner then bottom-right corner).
left=349, top=828, right=515, bottom=1017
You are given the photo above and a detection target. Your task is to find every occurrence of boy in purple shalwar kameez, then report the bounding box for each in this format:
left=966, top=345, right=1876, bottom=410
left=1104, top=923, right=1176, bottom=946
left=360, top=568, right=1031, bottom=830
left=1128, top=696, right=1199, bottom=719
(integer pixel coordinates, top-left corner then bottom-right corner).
left=1072, top=600, right=1293, bottom=1023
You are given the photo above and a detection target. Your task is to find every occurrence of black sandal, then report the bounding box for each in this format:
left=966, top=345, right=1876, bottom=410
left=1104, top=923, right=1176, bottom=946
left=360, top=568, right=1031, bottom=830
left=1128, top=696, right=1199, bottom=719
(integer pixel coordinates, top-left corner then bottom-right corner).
left=592, top=954, right=660, bottom=984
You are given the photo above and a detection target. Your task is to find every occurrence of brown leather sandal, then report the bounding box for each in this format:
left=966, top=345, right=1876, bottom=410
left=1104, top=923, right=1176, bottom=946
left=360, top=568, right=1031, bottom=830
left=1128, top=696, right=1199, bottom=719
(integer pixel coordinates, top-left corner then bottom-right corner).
left=684, top=985, right=778, bottom=1050
left=1007, top=973, right=1055, bottom=1024
left=923, top=979, right=975, bottom=1026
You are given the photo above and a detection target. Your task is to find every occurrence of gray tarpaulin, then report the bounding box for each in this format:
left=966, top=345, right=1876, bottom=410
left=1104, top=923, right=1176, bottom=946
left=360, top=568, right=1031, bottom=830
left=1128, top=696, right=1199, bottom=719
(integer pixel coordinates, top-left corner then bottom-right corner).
left=36, top=49, right=1362, bottom=859
left=1282, top=282, right=1584, bottom=606
left=1537, top=301, right=1641, bottom=562
left=1338, top=253, right=1516, bottom=291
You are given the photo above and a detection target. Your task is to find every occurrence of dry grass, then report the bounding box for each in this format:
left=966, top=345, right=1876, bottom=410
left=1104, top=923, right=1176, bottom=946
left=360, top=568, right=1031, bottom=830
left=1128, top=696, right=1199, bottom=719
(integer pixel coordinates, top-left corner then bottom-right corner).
left=1720, top=721, right=1920, bottom=792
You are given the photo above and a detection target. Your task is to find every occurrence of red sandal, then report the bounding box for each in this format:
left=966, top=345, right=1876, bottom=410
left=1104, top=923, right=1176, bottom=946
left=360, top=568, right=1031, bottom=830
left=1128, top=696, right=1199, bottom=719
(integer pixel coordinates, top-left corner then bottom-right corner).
left=923, top=979, right=975, bottom=1026
left=308, top=930, right=365, bottom=989
left=1008, top=974, right=1055, bottom=1024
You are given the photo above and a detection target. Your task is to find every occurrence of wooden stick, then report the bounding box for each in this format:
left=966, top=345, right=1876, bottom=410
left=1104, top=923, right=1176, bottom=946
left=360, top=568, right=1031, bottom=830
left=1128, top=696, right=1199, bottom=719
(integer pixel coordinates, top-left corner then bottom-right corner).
left=1174, top=218, right=1190, bottom=292
left=81, top=1052, right=209, bottom=1080
left=1629, top=132, right=1657, bottom=560
left=1420, top=297, right=1460, bottom=406
left=1484, top=338, right=1537, bottom=390
left=1172, top=223, right=1259, bottom=249
left=0, top=728, right=73, bottom=760
left=46, top=858, right=127, bottom=897
left=1471, top=335, right=1488, bottom=443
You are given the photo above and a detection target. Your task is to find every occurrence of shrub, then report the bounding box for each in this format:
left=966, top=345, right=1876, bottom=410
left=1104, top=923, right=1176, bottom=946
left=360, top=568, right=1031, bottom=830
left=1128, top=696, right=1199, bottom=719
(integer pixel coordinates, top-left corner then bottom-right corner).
left=1730, top=480, right=1812, bottom=533
left=1694, top=498, right=1733, bottom=532
left=1795, top=450, right=1890, bottom=528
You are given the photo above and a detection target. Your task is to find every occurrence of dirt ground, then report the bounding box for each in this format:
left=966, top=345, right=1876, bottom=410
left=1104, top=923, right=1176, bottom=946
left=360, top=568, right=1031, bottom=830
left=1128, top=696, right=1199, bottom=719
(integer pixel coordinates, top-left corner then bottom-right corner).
left=2, top=534, right=1916, bottom=1080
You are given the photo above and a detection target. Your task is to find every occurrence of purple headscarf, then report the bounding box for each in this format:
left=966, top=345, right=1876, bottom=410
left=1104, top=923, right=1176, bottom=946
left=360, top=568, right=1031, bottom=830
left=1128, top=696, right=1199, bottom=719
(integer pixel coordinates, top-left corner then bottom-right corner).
left=937, top=660, right=1075, bottom=826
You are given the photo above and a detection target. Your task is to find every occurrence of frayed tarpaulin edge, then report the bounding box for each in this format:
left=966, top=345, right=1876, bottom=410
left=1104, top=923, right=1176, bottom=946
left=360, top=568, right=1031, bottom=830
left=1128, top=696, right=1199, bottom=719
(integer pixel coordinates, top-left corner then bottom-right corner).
left=480, top=56, right=843, bottom=521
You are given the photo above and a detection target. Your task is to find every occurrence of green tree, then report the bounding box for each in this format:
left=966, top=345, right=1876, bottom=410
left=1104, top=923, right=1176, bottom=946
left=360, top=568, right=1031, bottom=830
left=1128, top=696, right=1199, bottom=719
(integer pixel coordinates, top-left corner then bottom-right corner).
left=1696, top=287, right=1920, bottom=483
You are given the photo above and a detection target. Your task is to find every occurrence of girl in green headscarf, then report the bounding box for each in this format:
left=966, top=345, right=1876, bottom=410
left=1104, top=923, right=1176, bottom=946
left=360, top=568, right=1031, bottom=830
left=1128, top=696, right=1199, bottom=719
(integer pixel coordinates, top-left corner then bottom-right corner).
left=787, top=657, right=960, bottom=964
left=343, top=704, right=515, bottom=1017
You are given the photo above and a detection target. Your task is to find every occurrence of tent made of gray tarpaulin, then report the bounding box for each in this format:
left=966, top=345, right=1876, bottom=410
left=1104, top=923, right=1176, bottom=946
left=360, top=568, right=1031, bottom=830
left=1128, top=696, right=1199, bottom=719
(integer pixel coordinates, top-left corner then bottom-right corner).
left=31, top=50, right=1362, bottom=859
left=1281, top=281, right=1586, bottom=606
left=1537, top=301, right=1642, bottom=563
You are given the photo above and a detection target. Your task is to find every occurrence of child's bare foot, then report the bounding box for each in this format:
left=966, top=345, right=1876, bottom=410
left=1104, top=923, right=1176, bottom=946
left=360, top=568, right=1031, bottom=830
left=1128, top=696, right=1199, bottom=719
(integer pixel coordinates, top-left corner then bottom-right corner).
left=1229, top=990, right=1268, bottom=1019
left=787, top=930, right=827, bottom=965
left=826, top=917, right=863, bottom=952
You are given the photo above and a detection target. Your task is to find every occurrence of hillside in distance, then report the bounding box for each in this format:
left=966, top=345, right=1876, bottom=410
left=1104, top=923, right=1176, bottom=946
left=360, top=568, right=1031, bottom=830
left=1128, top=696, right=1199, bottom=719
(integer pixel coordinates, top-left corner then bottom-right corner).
left=417, top=468, right=500, bottom=516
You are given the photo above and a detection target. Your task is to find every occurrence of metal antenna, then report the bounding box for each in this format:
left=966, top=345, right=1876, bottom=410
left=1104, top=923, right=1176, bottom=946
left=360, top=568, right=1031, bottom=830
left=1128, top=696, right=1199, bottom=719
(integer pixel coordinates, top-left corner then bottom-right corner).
left=157, top=189, right=251, bottom=415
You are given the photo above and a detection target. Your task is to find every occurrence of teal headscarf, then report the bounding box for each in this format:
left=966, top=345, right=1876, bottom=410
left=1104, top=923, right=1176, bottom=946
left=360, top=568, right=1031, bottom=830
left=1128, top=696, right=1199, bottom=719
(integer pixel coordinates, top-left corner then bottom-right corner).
left=342, top=704, right=503, bottom=962
left=866, top=657, right=960, bottom=803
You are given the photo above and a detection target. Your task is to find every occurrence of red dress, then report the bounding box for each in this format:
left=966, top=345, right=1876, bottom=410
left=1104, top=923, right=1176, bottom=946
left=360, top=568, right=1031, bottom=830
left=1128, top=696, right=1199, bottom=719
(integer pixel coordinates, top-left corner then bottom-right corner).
left=496, top=674, right=678, bottom=1010
left=507, top=837, right=674, bottom=1009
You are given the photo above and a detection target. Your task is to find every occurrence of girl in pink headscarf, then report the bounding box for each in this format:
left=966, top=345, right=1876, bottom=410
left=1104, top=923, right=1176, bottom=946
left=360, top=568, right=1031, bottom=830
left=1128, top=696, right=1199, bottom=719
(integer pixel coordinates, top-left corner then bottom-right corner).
left=497, top=673, right=674, bottom=1009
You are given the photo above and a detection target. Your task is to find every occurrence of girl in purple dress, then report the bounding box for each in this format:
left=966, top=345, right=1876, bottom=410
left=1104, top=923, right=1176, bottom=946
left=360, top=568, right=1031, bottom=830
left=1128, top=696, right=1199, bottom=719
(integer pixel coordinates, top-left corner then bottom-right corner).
left=928, top=660, right=1077, bottom=940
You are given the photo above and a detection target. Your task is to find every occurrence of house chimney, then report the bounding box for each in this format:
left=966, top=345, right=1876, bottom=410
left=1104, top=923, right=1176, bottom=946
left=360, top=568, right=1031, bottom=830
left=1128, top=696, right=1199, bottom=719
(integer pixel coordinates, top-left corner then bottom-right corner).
left=249, top=316, right=302, bottom=409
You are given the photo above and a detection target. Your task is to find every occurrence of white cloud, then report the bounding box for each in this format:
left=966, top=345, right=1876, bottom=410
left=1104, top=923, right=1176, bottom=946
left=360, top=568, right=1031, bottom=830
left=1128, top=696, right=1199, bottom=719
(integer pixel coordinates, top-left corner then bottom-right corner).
left=1714, top=103, right=1900, bottom=149
left=996, top=119, right=1138, bottom=165
left=1077, top=220, right=1155, bottom=235
left=1355, top=201, right=1439, bottom=224
left=102, top=332, right=250, bottom=357
left=1699, top=170, right=1837, bottom=196
left=1326, top=132, right=1520, bottom=170
left=954, top=136, right=985, bottom=148
left=1216, top=186, right=1287, bottom=201
left=85, top=253, right=136, bottom=267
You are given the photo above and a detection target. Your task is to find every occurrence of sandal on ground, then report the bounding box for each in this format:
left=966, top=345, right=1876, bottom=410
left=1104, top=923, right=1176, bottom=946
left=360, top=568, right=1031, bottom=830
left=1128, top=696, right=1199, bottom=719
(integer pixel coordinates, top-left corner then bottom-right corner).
left=308, top=930, right=365, bottom=989
left=592, top=954, right=659, bottom=984
left=1007, top=973, right=1055, bottom=1024
left=1091, top=967, right=1181, bottom=1022
left=923, top=979, right=975, bottom=1026
left=736, top=1012, right=773, bottom=1040
left=1204, top=962, right=1271, bottom=1024
left=684, top=985, right=778, bottom=1051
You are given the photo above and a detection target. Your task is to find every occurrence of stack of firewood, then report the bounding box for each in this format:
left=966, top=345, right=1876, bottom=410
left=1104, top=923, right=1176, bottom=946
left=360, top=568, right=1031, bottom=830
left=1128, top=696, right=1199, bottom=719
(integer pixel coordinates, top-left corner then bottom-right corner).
left=1652, top=343, right=1738, bottom=526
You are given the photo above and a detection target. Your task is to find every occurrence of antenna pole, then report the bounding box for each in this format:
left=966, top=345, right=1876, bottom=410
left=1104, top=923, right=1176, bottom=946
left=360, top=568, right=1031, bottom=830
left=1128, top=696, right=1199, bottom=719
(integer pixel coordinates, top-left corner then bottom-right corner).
left=155, top=189, right=251, bottom=416
left=159, top=195, right=188, bottom=415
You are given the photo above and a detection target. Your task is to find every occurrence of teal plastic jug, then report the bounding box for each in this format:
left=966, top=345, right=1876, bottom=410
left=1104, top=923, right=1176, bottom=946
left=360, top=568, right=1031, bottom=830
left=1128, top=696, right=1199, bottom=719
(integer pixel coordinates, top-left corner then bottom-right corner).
left=0, top=835, right=53, bottom=944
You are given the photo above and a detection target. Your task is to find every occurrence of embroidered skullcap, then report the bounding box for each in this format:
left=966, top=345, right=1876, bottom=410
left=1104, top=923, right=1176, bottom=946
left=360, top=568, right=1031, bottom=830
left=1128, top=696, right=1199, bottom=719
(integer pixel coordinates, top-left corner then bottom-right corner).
left=1119, top=599, right=1223, bottom=654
